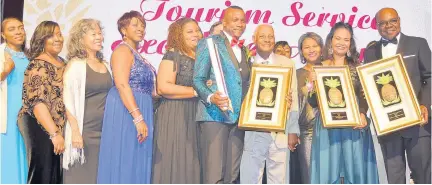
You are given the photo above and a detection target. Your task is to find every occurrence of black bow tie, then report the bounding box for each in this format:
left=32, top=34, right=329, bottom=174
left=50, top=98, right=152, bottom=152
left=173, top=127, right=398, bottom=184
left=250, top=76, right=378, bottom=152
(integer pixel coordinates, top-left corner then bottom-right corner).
left=382, top=37, right=398, bottom=47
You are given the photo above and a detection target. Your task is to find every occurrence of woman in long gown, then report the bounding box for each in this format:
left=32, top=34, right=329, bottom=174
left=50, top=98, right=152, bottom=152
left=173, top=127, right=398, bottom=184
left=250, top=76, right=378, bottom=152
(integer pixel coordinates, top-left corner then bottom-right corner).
left=0, top=17, right=28, bottom=184
left=152, top=17, right=202, bottom=183
left=295, top=32, right=324, bottom=184
left=62, top=19, right=112, bottom=184
left=97, top=11, right=157, bottom=184
left=308, top=22, right=379, bottom=184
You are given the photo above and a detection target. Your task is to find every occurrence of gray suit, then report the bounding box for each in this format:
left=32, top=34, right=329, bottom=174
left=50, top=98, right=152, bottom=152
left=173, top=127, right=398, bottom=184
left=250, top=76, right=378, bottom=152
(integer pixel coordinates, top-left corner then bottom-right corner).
left=363, top=33, right=431, bottom=184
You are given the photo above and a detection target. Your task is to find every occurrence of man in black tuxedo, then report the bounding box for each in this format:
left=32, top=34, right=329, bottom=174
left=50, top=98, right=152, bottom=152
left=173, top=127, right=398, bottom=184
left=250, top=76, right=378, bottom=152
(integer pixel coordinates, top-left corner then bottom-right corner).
left=364, top=8, right=431, bottom=184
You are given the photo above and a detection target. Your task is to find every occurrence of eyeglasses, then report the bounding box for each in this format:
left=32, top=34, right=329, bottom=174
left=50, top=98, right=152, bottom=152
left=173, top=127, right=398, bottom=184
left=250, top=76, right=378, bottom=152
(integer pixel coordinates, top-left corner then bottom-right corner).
left=377, top=18, right=399, bottom=28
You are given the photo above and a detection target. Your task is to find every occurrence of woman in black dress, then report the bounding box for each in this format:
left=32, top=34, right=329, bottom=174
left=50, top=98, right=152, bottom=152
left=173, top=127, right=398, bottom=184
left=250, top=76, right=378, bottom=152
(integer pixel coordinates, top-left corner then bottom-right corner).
left=152, top=17, right=203, bottom=184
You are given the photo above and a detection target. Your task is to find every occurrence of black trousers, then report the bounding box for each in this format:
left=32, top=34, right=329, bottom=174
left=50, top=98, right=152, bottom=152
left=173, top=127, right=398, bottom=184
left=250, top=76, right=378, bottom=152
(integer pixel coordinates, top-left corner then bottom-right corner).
left=199, top=122, right=244, bottom=184
left=18, top=113, right=62, bottom=184
left=380, top=125, right=431, bottom=184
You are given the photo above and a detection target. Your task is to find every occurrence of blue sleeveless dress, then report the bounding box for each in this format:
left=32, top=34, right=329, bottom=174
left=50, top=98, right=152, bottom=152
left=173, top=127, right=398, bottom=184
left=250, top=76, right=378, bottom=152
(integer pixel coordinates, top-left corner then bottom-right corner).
left=1, top=47, right=28, bottom=184
left=97, top=44, right=155, bottom=183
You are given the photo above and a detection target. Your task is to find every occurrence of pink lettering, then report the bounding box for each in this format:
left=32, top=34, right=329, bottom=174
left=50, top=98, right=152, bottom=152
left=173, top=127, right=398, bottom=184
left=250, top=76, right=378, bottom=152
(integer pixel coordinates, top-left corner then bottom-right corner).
left=111, top=40, right=123, bottom=51
left=282, top=2, right=376, bottom=30
left=141, top=39, right=158, bottom=54
left=141, top=0, right=167, bottom=21
left=282, top=2, right=302, bottom=26
left=303, top=12, right=317, bottom=26
left=166, top=6, right=182, bottom=21
left=357, top=15, right=372, bottom=29
left=245, top=10, right=272, bottom=24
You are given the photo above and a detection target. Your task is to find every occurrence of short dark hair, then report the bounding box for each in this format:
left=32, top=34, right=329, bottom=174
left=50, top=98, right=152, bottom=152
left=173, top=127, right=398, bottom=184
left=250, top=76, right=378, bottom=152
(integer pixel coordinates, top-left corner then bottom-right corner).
left=209, top=21, right=222, bottom=34
left=274, top=41, right=291, bottom=52
left=117, top=10, right=146, bottom=38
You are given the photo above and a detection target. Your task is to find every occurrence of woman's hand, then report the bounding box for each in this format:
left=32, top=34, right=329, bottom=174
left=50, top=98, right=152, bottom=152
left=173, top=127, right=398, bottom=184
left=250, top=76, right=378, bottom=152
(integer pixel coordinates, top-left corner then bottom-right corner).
left=72, top=130, right=84, bottom=149
left=308, top=72, right=317, bottom=82
left=354, top=113, right=368, bottom=129
left=135, top=121, right=149, bottom=143
left=51, top=134, right=65, bottom=155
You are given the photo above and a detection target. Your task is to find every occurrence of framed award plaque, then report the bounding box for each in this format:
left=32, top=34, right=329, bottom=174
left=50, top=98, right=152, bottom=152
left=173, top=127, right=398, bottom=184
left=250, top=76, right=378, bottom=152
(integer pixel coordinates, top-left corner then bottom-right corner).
left=357, top=54, right=422, bottom=136
left=238, top=64, right=293, bottom=132
left=313, top=66, right=361, bottom=128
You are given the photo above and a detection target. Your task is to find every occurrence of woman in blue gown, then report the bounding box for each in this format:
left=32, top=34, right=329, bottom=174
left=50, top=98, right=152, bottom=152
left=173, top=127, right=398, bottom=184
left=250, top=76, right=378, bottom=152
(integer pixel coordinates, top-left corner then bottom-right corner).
left=308, top=22, right=379, bottom=184
left=0, top=17, right=28, bottom=184
left=97, top=11, right=157, bottom=184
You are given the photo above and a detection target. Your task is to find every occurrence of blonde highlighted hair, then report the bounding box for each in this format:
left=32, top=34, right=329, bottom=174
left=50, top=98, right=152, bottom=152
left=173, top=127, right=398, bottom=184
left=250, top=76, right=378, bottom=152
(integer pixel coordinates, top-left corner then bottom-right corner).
left=67, top=19, right=104, bottom=60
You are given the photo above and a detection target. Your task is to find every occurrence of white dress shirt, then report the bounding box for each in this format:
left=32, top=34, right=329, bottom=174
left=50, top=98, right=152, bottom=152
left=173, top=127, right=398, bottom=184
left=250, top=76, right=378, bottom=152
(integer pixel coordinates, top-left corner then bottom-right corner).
left=223, top=31, right=242, bottom=63
left=381, top=33, right=401, bottom=58
left=254, top=52, right=275, bottom=64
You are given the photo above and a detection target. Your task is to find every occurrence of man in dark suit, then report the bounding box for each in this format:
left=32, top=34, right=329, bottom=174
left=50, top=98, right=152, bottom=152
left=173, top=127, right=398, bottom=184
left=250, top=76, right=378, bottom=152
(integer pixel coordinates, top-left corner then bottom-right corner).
left=363, top=8, right=431, bottom=184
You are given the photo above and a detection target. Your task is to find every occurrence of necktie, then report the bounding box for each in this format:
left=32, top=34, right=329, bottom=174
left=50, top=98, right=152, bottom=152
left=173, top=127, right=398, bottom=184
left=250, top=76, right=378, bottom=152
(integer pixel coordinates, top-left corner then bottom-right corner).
left=382, top=37, right=398, bottom=47
left=230, top=38, right=245, bottom=48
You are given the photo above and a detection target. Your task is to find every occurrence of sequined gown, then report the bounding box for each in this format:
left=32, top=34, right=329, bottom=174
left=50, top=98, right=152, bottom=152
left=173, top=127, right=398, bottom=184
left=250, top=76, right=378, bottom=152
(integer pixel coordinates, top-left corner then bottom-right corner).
left=97, top=44, right=156, bottom=183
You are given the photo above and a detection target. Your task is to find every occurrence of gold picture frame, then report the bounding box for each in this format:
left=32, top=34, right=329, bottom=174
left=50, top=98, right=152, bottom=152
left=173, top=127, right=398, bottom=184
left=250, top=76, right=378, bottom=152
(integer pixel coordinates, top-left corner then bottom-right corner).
left=357, top=54, right=422, bottom=136
left=238, top=64, right=293, bottom=132
left=313, top=66, right=361, bottom=128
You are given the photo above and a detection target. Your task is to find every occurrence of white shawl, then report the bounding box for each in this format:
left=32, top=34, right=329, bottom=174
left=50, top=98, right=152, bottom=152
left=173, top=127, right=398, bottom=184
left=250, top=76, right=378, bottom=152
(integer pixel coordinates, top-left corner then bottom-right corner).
left=62, top=57, right=111, bottom=169
left=0, top=43, right=7, bottom=134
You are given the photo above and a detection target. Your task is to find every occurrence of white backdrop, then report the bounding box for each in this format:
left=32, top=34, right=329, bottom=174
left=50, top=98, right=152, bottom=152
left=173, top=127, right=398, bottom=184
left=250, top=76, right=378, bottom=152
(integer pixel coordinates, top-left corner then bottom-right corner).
left=23, top=0, right=431, bottom=69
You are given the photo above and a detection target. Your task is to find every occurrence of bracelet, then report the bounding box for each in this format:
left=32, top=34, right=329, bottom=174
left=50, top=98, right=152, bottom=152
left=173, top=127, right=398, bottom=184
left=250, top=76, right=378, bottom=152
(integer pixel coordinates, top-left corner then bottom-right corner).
left=49, top=130, right=60, bottom=140
left=133, top=115, right=144, bottom=125
left=129, top=107, right=140, bottom=114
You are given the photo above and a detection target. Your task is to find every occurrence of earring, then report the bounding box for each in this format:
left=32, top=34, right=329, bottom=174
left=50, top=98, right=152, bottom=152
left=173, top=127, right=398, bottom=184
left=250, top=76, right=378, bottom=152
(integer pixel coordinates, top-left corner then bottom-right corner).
left=347, top=50, right=351, bottom=57
left=328, top=46, right=333, bottom=55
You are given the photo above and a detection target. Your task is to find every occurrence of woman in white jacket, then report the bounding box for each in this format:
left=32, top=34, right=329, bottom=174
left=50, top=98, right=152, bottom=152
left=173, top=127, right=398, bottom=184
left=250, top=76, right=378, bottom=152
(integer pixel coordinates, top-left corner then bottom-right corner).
left=62, top=19, right=112, bottom=184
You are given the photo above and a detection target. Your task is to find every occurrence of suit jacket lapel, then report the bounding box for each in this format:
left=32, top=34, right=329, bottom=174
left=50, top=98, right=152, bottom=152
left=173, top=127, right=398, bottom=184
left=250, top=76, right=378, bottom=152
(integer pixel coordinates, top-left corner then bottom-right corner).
left=375, top=40, right=383, bottom=60
left=396, top=33, right=406, bottom=56
left=221, top=32, right=240, bottom=70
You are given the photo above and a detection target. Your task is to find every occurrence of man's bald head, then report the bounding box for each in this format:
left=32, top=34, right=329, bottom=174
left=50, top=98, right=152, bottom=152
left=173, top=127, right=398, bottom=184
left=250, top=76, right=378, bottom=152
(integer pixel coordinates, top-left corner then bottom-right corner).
left=254, top=24, right=274, bottom=37
left=375, top=8, right=401, bottom=40
left=222, top=6, right=246, bottom=39
left=253, top=24, right=275, bottom=57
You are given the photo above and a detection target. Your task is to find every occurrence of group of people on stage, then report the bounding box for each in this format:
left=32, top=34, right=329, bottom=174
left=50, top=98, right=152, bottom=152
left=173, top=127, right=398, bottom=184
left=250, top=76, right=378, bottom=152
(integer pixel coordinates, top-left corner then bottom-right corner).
left=0, top=5, right=430, bottom=184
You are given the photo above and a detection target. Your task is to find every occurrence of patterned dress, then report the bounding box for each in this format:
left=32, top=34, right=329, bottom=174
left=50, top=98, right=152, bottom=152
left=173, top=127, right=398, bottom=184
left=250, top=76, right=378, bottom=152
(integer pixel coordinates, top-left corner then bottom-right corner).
left=18, top=59, right=66, bottom=184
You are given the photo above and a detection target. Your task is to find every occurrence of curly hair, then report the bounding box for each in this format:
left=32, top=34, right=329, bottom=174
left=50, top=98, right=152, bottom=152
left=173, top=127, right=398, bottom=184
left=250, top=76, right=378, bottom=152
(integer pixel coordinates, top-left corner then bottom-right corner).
left=298, top=32, right=324, bottom=64
left=26, top=21, right=60, bottom=60
left=166, top=17, right=202, bottom=56
left=323, top=22, right=360, bottom=66
left=117, top=10, right=146, bottom=38
left=67, top=19, right=104, bottom=61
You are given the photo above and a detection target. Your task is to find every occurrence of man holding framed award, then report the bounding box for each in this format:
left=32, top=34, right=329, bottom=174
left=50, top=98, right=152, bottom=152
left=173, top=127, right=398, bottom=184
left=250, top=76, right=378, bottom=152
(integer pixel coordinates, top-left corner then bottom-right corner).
left=363, top=8, right=431, bottom=184
left=239, top=24, right=299, bottom=184
left=193, top=6, right=251, bottom=184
